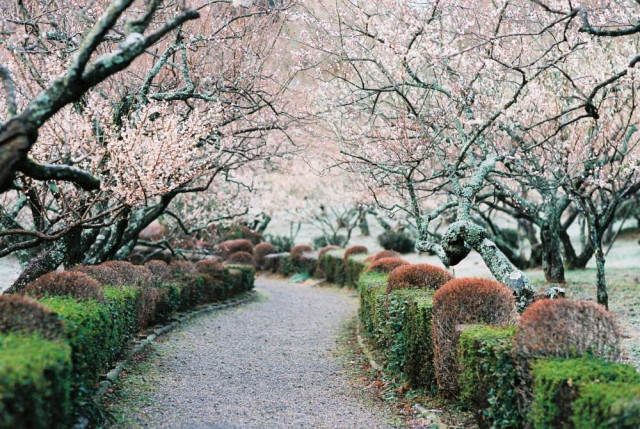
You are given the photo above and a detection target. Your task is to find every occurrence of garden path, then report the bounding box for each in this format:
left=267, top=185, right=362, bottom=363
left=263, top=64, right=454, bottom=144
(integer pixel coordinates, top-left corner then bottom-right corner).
left=110, top=276, right=397, bottom=428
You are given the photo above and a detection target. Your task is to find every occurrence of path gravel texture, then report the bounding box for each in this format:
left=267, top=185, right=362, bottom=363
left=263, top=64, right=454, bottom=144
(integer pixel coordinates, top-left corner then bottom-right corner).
left=114, top=277, right=396, bottom=428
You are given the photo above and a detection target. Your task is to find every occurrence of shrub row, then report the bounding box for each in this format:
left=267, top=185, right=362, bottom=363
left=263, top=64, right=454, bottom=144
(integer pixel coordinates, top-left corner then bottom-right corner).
left=358, top=268, right=640, bottom=428
left=0, top=259, right=254, bottom=427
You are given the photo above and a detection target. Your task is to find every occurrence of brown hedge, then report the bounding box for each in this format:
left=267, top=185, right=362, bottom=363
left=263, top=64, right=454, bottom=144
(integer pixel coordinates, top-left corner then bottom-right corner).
left=168, top=260, right=198, bottom=279
left=217, top=239, right=254, bottom=258
left=290, top=244, right=313, bottom=263
left=366, top=257, right=409, bottom=274
left=343, top=245, right=368, bottom=263
left=432, top=277, right=517, bottom=398
left=195, top=259, right=227, bottom=278
left=254, top=242, right=277, bottom=268
left=145, top=260, right=172, bottom=280
left=386, top=263, right=453, bottom=294
left=514, top=299, right=622, bottom=362
left=0, top=294, right=65, bottom=340
left=23, top=271, right=104, bottom=302
left=365, top=250, right=401, bottom=263
left=225, top=251, right=256, bottom=267
left=319, top=245, right=341, bottom=260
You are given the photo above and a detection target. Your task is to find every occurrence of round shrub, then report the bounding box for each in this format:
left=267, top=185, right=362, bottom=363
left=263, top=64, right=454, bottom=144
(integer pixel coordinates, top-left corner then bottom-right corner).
left=366, top=257, right=409, bottom=274
left=225, top=251, right=256, bottom=267
left=290, top=244, right=313, bottom=263
left=344, top=245, right=368, bottom=263
left=217, top=239, right=254, bottom=258
left=377, top=230, right=415, bottom=253
left=0, top=295, right=64, bottom=340
left=319, top=245, right=342, bottom=260
left=168, top=260, right=197, bottom=279
left=514, top=299, right=622, bottom=362
left=387, top=263, right=453, bottom=294
left=23, top=271, right=104, bottom=302
left=195, top=259, right=227, bottom=278
left=145, top=260, right=172, bottom=280
left=254, top=242, right=277, bottom=268
left=432, top=278, right=517, bottom=398
left=99, top=261, right=154, bottom=286
left=366, top=250, right=401, bottom=263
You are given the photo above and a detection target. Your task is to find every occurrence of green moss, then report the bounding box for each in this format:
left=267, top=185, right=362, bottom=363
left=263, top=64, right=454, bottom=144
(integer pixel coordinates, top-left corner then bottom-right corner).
left=530, top=357, right=640, bottom=428
left=38, top=296, right=113, bottom=392
left=572, top=381, right=640, bottom=428
left=459, top=325, right=520, bottom=428
left=0, top=333, right=72, bottom=429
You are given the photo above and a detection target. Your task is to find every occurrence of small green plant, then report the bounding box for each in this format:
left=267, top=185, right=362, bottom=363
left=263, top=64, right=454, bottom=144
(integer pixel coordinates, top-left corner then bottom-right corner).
left=312, top=234, right=348, bottom=249
left=264, top=234, right=293, bottom=252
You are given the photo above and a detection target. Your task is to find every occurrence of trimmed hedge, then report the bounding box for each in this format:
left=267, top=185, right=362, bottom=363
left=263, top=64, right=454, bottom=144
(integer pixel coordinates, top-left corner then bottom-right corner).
left=572, top=381, right=640, bottom=428
left=322, top=249, right=347, bottom=285
left=459, top=325, right=520, bottom=429
left=529, top=357, right=640, bottom=428
left=37, top=296, right=113, bottom=392
left=346, top=253, right=369, bottom=287
left=0, top=333, right=72, bottom=429
left=358, top=271, right=436, bottom=390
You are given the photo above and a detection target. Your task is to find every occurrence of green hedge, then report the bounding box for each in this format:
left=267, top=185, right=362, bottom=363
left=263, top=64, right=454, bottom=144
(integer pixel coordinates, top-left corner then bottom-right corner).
left=402, top=290, right=435, bottom=392
left=38, top=296, right=113, bottom=393
left=226, top=265, right=255, bottom=294
left=152, top=283, right=183, bottom=323
left=530, top=357, right=640, bottom=428
left=346, top=254, right=368, bottom=288
left=323, top=250, right=346, bottom=285
left=358, top=272, right=436, bottom=390
left=278, top=254, right=295, bottom=277
left=0, top=333, right=72, bottom=429
left=102, top=285, right=141, bottom=360
left=572, top=381, right=640, bottom=428
left=459, top=325, right=520, bottom=428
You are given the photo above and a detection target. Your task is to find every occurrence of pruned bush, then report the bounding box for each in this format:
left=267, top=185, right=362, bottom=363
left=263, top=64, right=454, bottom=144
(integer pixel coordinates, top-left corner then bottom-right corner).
left=74, top=261, right=154, bottom=287
left=344, top=245, right=368, bottom=263
left=365, top=249, right=401, bottom=263
left=0, top=333, right=72, bottom=429
left=432, top=278, right=517, bottom=398
left=168, top=260, right=197, bottom=279
left=225, top=251, right=256, bottom=267
left=99, top=261, right=155, bottom=287
left=387, top=263, right=453, bottom=293
left=572, top=380, right=640, bottom=428
left=378, top=230, right=415, bottom=253
left=145, top=260, right=172, bottom=280
left=366, top=257, right=409, bottom=274
left=319, top=245, right=342, bottom=260
left=459, top=325, right=521, bottom=428
left=513, top=299, right=623, bottom=416
left=290, top=244, right=313, bottom=263
left=0, top=295, right=64, bottom=340
left=254, top=242, right=277, bottom=269
left=37, top=296, right=113, bottom=391
left=196, top=259, right=227, bottom=278
left=23, top=271, right=104, bottom=302
left=217, top=239, right=254, bottom=258
left=529, top=357, right=640, bottom=428
left=514, top=299, right=622, bottom=362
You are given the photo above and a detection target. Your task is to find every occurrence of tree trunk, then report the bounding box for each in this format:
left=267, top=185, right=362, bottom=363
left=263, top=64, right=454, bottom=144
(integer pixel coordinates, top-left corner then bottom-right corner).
left=594, top=246, right=608, bottom=309
left=540, top=222, right=565, bottom=283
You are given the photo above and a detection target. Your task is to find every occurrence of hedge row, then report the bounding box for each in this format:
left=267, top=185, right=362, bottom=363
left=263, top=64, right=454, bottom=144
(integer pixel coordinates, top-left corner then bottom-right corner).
left=358, top=271, right=640, bottom=428
left=0, top=260, right=255, bottom=428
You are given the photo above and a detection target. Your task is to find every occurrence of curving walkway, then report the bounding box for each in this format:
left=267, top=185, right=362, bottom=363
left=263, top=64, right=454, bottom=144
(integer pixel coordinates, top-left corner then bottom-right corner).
left=110, top=277, right=397, bottom=428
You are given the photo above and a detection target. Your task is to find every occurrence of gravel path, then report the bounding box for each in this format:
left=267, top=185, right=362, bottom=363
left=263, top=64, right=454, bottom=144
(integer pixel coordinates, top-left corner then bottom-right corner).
left=112, top=277, right=396, bottom=428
